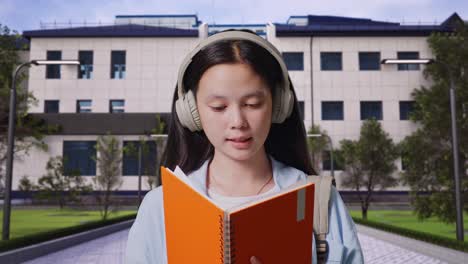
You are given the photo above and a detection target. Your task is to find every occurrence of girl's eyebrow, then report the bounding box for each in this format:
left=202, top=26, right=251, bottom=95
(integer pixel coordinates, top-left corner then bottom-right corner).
left=206, top=90, right=266, bottom=101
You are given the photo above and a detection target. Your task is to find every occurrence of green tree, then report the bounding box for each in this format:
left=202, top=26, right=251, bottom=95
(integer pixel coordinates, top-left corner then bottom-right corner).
left=307, top=125, right=329, bottom=174
left=123, top=138, right=155, bottom=202
left=400, top=23, right=468, bottom=223
left=18, top=175, right=36, bottom=204
left=36, top=156, right=92, bottom=209
left=340, top=139, right=364, bottom=193
left=18, top=175, right=35, bottom=192
left=0, top=23, right=55, bottom=192
left=94, top=134, right=123, bottom=220
left=123, top=114, right=166, bottom=190
left=150, top=114, right=166, bottom=188
left=340, top=119, right=399, bottom=219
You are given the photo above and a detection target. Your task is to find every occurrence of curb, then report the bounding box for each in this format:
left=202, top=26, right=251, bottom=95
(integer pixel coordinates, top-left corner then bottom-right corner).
left=0, top=219, right=134, bottom=264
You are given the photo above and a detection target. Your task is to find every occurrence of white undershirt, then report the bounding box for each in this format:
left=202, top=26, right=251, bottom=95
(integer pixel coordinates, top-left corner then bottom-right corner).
left=207, top=186, right=277, bottom=210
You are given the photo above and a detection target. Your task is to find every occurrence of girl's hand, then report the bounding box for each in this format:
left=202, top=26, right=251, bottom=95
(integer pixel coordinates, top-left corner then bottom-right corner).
left=250, top=256, right=262, bottom=264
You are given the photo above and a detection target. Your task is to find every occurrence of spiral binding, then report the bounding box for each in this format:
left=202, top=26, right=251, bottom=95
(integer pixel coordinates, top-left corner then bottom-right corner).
left=219, top=215, right=225, bottom=263
left=219, top=214, right=236, bottom=264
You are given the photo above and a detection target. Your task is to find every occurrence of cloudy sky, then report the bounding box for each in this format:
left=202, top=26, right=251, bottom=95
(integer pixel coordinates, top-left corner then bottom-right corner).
left=1, top=0, right=467, bottom=33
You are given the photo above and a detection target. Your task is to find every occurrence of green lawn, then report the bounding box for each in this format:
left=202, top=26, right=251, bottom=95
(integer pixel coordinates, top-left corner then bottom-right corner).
left=350, top=210, right=468, bottom=239
left=0, top=208, right=137, bottom=239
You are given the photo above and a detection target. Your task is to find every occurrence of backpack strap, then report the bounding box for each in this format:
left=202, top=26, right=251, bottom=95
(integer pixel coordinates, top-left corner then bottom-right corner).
left=307, top=175, right=333, bottom=264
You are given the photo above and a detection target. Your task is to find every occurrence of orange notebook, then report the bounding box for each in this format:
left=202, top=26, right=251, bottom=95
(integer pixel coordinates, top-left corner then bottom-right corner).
left=161, top=166, right=315, bottom=264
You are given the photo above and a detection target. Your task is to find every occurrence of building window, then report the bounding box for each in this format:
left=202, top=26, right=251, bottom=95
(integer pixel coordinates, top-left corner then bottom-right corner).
left=322, top=101, right=344, bottom=120
left=320, top=52, right=342, bottom=71
left=359, top=52, right=380, bottom=71
left=63, top=141, right=96, bottom=176
left=397, top=52, right=420, bottom=71
left=111, top=50, right=126, bottom=79
left=110, top=100, right=125, bottom=113
left=76, top=100, right=92, bottom=113
left=298, top=101, right=305, bottom=120
left=400, top=101, right=415, bottom=120
left=44, top=100, right=59, bottom=113
left=360, top=101, right=383, bottom=120
left=78, top=51, right=93, bottom=79
left=46, top=51, right=61, bottom=79
left=122, top=141, right=157, bottom=176
left=282, top=52, right=304, bottom=71
left=322, top=151, right=343, bottom=171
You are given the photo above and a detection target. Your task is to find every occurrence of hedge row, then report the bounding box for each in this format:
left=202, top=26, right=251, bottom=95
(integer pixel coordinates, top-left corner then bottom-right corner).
left=0, top=213, right=137, bottom=253
left=353, top=217, right=468, bottom=253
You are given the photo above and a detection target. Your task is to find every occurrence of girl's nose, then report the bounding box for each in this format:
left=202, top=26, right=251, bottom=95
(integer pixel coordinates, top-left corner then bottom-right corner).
left=229, top=106, right=247, bottom=129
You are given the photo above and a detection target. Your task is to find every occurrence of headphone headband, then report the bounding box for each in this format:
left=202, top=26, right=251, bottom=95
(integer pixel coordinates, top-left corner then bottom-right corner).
left=176, top=31, right=290, bottom=100
left=175, top=30, right=294, bottom=132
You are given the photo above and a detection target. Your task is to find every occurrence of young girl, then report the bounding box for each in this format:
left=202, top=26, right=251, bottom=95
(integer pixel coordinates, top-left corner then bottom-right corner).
left=126, top=30, right=363, bottom=264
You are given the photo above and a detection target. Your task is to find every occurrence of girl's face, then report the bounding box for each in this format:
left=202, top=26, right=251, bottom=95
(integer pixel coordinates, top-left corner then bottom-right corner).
left=196, top=63, right=273, bottom=162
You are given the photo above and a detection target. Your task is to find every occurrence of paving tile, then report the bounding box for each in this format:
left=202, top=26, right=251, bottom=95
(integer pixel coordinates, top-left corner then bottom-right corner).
left=358, top=234, right=446, bottom=264
left=24, top=228, right=457, bottom=264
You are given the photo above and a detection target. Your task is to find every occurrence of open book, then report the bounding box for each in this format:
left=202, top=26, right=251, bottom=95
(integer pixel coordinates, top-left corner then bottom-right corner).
left=161, top=166, right=315, bottom=264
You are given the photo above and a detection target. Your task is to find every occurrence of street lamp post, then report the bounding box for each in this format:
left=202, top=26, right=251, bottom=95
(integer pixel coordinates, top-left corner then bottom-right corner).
left=382, top=58, right=464, bottom=241
left=447, top=68, right=464, bottom=242
left=2, top=60, right=80, bottom=241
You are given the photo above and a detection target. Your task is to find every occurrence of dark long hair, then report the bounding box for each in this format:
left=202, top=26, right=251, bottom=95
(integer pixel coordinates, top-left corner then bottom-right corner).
left=161, top=30, right=316, bottom=175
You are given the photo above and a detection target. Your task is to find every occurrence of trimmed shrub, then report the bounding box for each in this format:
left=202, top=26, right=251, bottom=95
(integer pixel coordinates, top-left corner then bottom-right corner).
left=353, top=217, right=468, bottom=252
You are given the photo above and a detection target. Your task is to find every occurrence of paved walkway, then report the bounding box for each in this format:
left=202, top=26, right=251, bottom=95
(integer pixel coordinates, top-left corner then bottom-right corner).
left=356, top=225, right=467, bottom=264
left=358, top=233, right=445, bottom=264
left=23, top=229, right=128, bottom=264
left=24, top=225, right=467, bottom=264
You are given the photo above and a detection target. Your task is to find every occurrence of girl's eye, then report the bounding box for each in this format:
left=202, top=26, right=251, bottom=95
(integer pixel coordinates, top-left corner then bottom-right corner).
left=210, top=106, right=226, bottom=112
left=245, top=103, right=261, bottom=108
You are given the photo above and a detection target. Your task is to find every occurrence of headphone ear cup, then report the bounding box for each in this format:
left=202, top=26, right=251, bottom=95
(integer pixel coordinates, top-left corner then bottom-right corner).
left=175, top=90, right=202, bottom=132
left=283, top=88, right=294, bottom=120
left=272, top=85, right=294, bottom=123
left=271, top=86, right=282, bottom=123
left=185, top=90, right=202, bottom=131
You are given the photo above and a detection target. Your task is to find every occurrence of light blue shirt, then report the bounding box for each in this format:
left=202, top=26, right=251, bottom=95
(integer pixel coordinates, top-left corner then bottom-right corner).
left=125, top=156, right=364, bottom=263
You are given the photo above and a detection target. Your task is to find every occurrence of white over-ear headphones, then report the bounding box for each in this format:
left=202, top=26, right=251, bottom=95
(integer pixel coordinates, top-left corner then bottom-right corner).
left=175, top=30, right=294, bottom=132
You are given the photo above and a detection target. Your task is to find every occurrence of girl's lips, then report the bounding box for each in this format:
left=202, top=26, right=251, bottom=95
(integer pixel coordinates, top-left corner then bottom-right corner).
left=226, top=137, right=253, bottom=149
left=227, top=137, right=252, bottom=142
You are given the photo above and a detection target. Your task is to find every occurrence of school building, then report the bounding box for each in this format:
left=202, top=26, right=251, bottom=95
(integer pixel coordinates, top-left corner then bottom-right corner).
left=9, top=13, right=464, bottom=198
